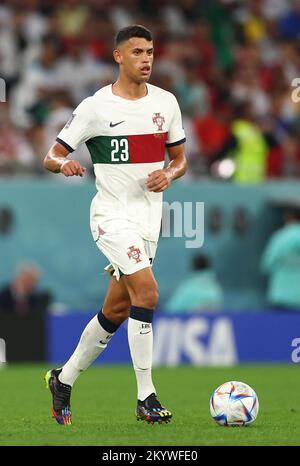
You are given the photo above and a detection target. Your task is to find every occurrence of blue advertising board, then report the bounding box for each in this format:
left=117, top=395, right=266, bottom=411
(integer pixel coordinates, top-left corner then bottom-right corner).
left=48, top=311, right=300, bottom=365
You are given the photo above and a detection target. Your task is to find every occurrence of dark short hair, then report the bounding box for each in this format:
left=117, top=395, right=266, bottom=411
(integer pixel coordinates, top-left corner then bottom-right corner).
left=115, top=25, right=152, bottom=47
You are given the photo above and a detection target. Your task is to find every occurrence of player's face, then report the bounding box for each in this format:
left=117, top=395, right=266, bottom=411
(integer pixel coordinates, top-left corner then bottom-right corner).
left=114, top=37, right=154, bottom=83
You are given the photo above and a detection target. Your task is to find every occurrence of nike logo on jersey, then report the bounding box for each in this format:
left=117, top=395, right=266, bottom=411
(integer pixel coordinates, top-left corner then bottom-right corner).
left=140, top=330, right=151, bottom=335
left=110, top=120, right=125, bottom=127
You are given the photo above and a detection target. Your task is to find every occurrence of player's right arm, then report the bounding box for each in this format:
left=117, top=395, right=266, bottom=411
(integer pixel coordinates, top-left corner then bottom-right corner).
left=44, top=96, right=96, bottom=177
left=43, top=142, right=86, bottom=177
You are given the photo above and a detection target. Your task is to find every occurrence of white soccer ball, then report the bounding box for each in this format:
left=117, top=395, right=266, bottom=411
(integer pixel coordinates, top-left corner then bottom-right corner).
left=210, top=381, right=259, bottom=426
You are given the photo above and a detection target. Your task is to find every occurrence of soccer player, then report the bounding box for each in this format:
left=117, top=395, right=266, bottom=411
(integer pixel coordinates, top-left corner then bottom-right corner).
left=43, top=25, right=186, bottom=426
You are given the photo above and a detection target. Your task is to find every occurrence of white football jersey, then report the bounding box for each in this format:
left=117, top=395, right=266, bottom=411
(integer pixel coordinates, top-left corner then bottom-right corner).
left=56, top=83, right=186, bottom=241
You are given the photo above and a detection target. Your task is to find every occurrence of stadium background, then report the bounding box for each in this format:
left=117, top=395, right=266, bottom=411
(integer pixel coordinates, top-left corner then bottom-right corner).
left=0, top=0, right=300, bottom=446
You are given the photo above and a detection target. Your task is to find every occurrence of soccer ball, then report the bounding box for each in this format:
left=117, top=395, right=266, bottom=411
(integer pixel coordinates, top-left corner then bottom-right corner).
left=210, top=381, right=259, bottom=426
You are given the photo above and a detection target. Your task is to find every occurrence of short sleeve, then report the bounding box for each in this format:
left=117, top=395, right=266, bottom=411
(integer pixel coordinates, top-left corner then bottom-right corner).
left=166, top=94, right=186, bottom=147
left=56, top=97, right=97, bottom=152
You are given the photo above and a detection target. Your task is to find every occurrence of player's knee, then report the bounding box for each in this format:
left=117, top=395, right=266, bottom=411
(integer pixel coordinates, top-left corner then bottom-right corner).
left=104, top=300, right=130, bottom=322
left=134, top=288, right=159, bottom=309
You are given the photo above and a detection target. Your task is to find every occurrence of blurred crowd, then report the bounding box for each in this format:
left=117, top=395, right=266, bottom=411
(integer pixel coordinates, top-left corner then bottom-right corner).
left=0, top=0, right=300, bottom=181
left=0, top=262, right=52, bottom=314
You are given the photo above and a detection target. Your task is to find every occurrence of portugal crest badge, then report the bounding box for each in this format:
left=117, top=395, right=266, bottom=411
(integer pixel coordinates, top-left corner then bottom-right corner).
left=127, top=245, right=142, bottom=263
left=152, top=112, right=165, bottom=131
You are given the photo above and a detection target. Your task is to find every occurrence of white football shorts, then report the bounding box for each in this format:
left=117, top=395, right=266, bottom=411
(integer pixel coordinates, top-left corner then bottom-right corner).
left=91, top=223, right=157, bottom=280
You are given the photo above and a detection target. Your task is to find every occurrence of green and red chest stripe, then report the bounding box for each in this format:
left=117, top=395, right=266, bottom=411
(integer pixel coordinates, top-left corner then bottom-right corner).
left=86, top=133, right=168, bottom=164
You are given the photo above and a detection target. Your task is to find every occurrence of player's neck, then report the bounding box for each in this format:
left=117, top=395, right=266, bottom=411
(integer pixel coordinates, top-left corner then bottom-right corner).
left=112, top=78, right=148, bottom=100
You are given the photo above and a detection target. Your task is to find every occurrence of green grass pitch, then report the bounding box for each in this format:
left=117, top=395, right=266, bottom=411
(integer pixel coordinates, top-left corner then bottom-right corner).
left=0, top=364, right=299, bottom=446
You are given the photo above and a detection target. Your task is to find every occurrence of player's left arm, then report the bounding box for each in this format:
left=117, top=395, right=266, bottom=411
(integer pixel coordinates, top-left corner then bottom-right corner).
left=146, top=143, right=187, bottom=193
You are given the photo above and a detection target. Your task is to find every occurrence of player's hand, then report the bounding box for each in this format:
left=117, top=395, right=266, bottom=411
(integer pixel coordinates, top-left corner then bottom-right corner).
left=146, top=169, right=172, bottom=192
left=60, top=160, right=86, bottom=177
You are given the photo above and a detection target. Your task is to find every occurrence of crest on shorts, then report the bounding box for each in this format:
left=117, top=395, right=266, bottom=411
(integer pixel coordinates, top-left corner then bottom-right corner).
left=127, top=245, right=142, bottom=263
left=152, top=112, right=165, bottom=131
